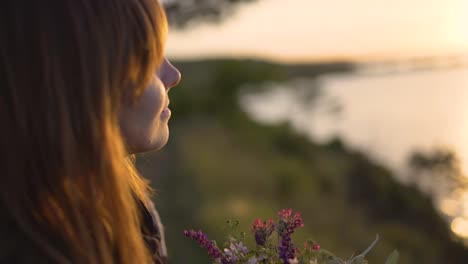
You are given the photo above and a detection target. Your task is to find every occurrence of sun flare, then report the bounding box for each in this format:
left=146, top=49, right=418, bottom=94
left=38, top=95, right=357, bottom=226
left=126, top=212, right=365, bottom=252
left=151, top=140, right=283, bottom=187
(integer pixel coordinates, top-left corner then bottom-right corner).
left=451, top=217, right=468, bottom=238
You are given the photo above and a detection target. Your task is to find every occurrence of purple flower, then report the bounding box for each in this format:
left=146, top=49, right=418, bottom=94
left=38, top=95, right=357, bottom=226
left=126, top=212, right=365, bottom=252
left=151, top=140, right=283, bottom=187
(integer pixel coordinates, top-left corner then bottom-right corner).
left=247, top=253, right=268, bottom=264
left=252, top=218, right=276, bottom=246
left=183, top=229, right=231, bottom=263
left=277, top=209, right=304, bottom=264
left=223, top=242, right=249, bottom=262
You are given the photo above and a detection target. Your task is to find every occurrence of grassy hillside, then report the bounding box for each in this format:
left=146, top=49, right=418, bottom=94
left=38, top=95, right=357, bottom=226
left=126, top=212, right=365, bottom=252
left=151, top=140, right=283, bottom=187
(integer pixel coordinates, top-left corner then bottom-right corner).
left=136, top=59, right=468, bottom=263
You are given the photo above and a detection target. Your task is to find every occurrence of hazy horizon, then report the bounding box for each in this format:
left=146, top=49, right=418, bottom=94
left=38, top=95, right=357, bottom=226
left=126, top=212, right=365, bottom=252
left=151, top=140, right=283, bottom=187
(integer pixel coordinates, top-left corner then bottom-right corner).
left=166, top=0, right=468, bottom=63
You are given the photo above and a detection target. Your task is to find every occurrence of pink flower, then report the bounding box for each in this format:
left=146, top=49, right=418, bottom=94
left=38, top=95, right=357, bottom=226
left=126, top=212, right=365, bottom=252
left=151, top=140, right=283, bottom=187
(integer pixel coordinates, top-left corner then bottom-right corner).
left=278, top=209, right=304, bottom=264
left=312, top=244, right=320, bottom=252
left=278, top=209, right=304, bottom=229
left=252, top=218, right=276, bottom=246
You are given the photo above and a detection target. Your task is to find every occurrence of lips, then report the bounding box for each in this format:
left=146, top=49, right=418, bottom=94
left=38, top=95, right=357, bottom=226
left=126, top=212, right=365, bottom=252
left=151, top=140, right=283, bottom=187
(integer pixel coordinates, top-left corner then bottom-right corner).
left=160, top=106, right=171, bottom=119
left=165, top=99, right=170, bottom=109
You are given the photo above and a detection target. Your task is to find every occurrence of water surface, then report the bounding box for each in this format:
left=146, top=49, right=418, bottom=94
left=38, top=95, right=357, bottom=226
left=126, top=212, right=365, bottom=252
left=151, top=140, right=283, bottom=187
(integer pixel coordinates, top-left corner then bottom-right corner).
left=240, top=64, right=468, bottom=238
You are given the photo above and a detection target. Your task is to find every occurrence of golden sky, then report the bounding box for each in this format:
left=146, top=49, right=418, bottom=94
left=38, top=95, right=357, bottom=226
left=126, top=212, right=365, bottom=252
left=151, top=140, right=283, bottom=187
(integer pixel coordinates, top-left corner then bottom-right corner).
left=166, top=0, right=468, bottom=62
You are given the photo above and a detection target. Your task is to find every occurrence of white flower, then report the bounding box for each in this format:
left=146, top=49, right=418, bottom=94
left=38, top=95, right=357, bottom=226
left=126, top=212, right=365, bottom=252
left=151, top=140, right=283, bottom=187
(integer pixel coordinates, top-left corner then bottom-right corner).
left=247, top=257, right=258, bottom=264
left=289, top=257, right=299, bottom=264
left=223, top=242, right=249, bottom=262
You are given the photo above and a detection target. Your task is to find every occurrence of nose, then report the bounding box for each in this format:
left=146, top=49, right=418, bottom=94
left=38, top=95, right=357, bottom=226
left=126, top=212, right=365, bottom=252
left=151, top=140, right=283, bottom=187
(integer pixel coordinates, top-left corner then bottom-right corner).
left=160, top=58, right=181, bottom=90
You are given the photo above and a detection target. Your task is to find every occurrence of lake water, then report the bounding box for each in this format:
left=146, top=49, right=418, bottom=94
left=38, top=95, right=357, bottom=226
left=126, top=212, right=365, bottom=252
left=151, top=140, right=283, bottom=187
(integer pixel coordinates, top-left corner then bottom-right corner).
left=240, top=63, right=468, bottom=239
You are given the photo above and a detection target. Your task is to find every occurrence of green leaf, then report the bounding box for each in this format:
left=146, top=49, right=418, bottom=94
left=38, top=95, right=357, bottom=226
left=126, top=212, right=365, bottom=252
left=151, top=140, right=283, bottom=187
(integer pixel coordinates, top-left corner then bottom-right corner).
left=384, top=250, right=399, bottom=264
left=348, top=234, right=380, bottom=264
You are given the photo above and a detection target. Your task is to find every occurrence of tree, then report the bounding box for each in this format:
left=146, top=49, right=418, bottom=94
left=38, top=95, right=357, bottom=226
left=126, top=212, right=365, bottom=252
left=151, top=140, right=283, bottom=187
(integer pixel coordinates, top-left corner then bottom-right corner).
left=162, top=0, right=259, bottom=28
left=408, top=148, right=468, bottom=198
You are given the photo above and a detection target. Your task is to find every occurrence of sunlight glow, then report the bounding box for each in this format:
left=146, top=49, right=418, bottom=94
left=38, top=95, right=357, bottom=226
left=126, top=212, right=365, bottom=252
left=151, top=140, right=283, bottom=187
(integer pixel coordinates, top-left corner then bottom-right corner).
left=228, top=198, right=250, bottom=216
left=441, top=1, right=468, bottom=52
left=460, top=103, right=468, bottom=176
left=461, top=192, right=468, bottom=218
left=167, top=0, right=468, bottom=62
left=439, top=199, right=460, bottom=217
left=451, top=217, right=468, bottom=238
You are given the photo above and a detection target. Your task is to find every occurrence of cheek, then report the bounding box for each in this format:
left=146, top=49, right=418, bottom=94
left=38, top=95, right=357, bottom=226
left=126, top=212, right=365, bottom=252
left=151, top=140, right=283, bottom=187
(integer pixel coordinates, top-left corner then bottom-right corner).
left=137, top=84, right=164, bottom=123
left=119, top=81, right=166, bottom=152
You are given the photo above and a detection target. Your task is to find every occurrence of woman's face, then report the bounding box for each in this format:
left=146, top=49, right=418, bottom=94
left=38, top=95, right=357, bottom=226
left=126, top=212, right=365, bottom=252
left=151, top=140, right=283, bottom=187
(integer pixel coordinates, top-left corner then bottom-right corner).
left=119, top=58, right=181, bottom=154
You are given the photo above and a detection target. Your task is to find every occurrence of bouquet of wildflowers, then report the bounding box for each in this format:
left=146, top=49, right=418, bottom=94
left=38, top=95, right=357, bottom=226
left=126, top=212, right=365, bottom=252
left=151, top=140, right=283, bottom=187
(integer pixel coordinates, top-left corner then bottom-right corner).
left=184, top=209, right=399, bottom=264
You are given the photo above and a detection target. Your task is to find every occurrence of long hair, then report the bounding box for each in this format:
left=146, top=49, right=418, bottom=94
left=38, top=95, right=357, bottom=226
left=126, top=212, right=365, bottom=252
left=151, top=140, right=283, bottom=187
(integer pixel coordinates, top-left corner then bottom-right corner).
left=0, top=0, right=167, bottom=263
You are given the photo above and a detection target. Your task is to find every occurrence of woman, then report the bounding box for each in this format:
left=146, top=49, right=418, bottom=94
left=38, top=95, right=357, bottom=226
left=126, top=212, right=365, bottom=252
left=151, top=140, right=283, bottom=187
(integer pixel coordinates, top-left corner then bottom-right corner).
left=0, top=0, right=180, bottom=263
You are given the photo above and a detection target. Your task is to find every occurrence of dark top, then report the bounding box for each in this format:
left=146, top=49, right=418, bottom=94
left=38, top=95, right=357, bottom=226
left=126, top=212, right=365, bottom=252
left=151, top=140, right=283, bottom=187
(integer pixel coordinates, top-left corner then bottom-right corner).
left=0, top=199, right=168, bottom=263
left=139, top=198, right=168, bottom=264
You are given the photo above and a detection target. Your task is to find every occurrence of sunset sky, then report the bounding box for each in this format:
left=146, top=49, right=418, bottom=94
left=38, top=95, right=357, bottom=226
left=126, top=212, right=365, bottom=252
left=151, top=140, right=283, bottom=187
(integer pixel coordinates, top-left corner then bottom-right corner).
left=166, top=0, right=468, bottom=62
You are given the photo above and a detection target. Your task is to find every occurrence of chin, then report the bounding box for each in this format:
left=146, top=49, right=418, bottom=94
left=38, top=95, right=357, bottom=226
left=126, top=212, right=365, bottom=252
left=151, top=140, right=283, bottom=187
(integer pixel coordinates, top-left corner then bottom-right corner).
left=149, top=126, right=170, bottom=152
left=153, top=135, right=169, bottom=151
left=125, top=129, right=169, bottom=155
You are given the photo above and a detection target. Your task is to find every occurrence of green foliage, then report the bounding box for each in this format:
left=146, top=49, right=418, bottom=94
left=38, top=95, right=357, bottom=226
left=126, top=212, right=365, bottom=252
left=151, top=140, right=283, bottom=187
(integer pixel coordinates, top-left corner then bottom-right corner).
left=165, top=0, right=259, bottom=28
left=384, top=251, right=399, bottom=264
